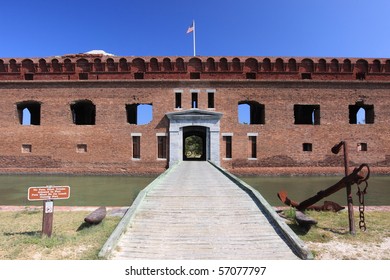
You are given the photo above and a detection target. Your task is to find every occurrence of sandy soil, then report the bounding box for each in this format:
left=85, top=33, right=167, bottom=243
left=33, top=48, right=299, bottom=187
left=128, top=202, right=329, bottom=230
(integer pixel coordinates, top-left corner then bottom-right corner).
left=307, top=237, right=390, bottom=260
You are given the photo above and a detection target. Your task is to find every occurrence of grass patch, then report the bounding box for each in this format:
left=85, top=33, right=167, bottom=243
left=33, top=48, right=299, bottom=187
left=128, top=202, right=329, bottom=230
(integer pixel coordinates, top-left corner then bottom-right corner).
left=0, top=210, right=120, bottom=260
left=283, top=209, right=390, bottom=244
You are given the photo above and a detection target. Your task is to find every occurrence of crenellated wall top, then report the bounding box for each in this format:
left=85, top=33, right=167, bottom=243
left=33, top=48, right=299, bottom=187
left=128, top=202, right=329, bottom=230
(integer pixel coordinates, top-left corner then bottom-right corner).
left=1, top=54, right=390, bottom=81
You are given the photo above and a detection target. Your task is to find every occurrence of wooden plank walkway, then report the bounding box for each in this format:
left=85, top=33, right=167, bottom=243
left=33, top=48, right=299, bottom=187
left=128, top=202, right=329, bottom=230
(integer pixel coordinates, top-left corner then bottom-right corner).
left=103, top=161, right=310, bottom=260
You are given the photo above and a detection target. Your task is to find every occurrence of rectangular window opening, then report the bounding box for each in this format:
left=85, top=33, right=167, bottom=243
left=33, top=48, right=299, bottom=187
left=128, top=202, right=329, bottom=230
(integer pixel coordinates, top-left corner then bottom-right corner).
left=223, top=136, right=232, bottom=159
left=207, top=92, right=215, bottom=108
left=132, top=136, right=141, bottom=159
left=357, top=143, right=368, bottom=152
left=175, top=92, right=182, bottom=108
left=246, top=73, right=256, bottom=79
left=134, top=72, right=144, bottom=79
left=76, top=144, right=88, bottom=153
left=191, top=92, right=198, bottom=108
left=17, top=102, right=41, bottom=125
left=249, top=136, right=257, bottom=158
left=71, top=100, right=96, bottom=125
left=294, top=104, right=320, bottom=125
left=238, top=102, right=265, bottom=124
left=24, top=73, right=34, bottom=80
left=79, top=73, right=89, bottom=80
left=356, top=72, right=366, bottom=80
left=301, top=73, right=312, bottom=80
left=303, top=143, right=313, bottom=152
left=157, top=136, right=167, bottom=159
left=21, top=144, right=32, bottom=153
left=190, top=72, right=200, bottom=79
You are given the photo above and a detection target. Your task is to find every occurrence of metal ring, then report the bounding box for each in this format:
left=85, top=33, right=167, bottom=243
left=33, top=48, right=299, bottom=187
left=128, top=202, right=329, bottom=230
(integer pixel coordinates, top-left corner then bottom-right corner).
left=356, top=163, right=370, bottom=184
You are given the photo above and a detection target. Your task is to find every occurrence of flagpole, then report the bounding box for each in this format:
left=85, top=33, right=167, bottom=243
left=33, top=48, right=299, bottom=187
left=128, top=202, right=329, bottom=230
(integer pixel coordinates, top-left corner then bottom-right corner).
left=192, top=20, right=196, bottom=56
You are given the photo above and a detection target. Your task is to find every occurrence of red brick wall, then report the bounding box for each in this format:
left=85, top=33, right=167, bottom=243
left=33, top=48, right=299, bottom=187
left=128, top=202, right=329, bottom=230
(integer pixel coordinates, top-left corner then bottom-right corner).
left=0, top=55, right=389, bottom=175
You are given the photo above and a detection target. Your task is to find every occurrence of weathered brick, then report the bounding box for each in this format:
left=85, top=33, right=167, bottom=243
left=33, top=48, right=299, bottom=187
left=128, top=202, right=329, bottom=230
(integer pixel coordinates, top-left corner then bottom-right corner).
left=0, top=55, right=389, bottom=175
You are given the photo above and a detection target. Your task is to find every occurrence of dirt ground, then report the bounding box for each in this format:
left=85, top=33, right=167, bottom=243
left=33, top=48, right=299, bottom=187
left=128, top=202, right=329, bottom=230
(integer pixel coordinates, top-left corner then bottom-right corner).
left=306, top=237, right=390, bottom=260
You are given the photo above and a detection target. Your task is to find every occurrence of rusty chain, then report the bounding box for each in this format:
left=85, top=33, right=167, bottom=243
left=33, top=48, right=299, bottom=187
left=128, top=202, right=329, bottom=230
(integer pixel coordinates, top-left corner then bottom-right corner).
left=356, top=180, right=368, bottom=231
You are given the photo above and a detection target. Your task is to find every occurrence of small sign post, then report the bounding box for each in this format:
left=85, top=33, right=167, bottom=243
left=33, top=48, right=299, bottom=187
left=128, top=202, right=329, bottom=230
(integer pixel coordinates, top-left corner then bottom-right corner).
left=42, top=200, right=54, bottom=237
left=28, top=186, right=70, bottom=237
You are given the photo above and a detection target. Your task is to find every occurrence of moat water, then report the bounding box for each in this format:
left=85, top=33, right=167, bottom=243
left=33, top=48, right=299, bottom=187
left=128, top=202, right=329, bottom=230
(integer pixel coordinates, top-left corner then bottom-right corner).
left=0, top=174, right=388, bottom=206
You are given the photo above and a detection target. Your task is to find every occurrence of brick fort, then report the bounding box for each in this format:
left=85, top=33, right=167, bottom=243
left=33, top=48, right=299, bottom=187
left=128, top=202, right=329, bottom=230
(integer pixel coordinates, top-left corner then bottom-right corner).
left=0, top=54, right=389, bottom=175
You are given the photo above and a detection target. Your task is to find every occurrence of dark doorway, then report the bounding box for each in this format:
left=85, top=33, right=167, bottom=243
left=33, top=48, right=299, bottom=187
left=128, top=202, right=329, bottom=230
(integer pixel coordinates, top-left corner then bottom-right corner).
left=183, top=126, right=207, bottom=161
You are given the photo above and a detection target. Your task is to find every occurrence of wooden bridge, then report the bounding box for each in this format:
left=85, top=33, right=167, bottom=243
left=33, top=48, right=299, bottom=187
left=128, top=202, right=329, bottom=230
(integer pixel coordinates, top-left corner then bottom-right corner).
left=99, top=161, right=312, bottom=260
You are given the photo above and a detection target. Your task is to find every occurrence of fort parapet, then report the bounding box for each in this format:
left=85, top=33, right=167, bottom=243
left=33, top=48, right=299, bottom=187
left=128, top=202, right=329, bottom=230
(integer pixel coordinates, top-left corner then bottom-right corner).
left=1, top=55, right=390, bottom=81
left=0, top=54, right=389, bottom=175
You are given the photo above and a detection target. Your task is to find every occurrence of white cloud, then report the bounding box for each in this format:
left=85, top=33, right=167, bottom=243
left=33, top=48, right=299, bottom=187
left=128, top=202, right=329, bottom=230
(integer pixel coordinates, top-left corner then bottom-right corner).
left=84, top=50, right=116, bottom=56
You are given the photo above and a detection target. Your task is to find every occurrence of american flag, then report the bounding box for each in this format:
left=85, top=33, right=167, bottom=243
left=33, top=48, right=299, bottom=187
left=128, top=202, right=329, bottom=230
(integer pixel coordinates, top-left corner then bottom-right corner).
left=186, top=22, right=194, bottom=33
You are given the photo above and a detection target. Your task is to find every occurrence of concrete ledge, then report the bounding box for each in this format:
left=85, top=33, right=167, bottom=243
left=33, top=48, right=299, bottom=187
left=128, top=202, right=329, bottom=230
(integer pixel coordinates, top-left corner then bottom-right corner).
left=209, top=161, right=314, bottom=260
left=98, top=163, right=180, bottom=259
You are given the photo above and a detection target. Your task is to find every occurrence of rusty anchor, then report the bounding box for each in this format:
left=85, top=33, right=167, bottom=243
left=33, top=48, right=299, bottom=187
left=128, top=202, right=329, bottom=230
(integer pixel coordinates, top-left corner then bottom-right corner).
left=277, top=141, right=370, bottom=234
left=277, top=163, right=370, bottom=212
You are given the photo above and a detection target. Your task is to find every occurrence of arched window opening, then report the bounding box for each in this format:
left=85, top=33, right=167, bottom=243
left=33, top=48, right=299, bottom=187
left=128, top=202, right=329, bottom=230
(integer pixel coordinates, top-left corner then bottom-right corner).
left=330, top=59, right=339, bottom=73
left=238, top=101, right=265, bottom=125
left=106, top=58, right=117, bottom=72
left=71, top=100, right=96, bottom=125
left=22, top=59, right=35, bottom=73
left=76, top=59, right=90, bottom=72
left=163, top=58, right=172, bottom=71
left=385, top=60, right=390, bottom=72
left=245, top=58, right=258, bottom=72
left=301, top=59, right=314, bottom=72
left=94, top=58, right=104, bottom=72
left=150, top=58, right=159, bottom=71
left=356, top=59, right=368, bottom=80
left=343, top=59, right=352, bottom=72
left=356, top=59, right=368, bottom=73
left=232, top=58, right=241, bottom=72
left=288, top=59, right=297, bottom=72
left=372, top=60, right=381, bottom=73
left=64, top=59, right=74, bottom=72
left=126, top=103, right=153, bottom=125
left=17, top=101, right=41, bottom=125
left=206, top=58, right=216, bottom=72
left=275, top=58, right=284, bottom=72
left=176, top=58, right=185, bottom=71
left=119, top=58, right=129, bottom=72
left=0, top=59, right=6, bottom=72
left=10, top=59, right=19, bottom=72
left=262, top=58, right=271, bottom=72
left=39, top=59, right=48, bottom=72
left=318, top=59, right=327, bottom=72
left=51, top=59, right=62, bottom=72
left=349, top=103, right=374, bottom=124
left=23, top=108, right=31, bottom=125
left=357, top=108, right=366, bottom=124
left=219, top=58, right=228, bottom=71
left=188, top=58, right=202, bottom=72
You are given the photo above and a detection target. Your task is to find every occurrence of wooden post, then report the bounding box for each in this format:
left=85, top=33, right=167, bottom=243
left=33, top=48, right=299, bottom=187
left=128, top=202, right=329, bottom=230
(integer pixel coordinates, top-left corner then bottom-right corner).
left=42, top=200, right=54, bottom=237
left=343, top=142, right=356, bottom=235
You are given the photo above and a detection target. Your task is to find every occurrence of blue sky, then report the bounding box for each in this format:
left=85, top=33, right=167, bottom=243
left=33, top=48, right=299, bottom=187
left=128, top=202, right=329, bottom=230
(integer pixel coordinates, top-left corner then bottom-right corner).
left=9, top=0, right=383, bottom=125
left=2, top=0, right=390, bottom=58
